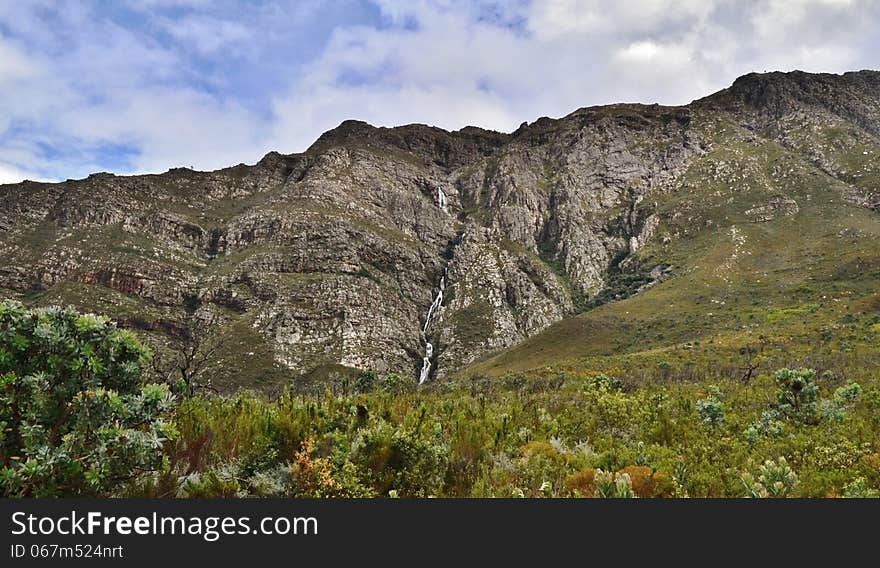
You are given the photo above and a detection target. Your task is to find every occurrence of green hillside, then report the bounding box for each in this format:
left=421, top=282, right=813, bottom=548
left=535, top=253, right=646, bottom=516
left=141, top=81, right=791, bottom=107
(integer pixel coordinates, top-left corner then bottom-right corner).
left=464, top=113, right=880, bottom=384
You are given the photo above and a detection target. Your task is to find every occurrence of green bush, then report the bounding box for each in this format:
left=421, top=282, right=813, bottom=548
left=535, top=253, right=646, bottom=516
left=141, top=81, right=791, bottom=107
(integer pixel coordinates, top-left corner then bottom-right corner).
left=379, top=372, right=415, bottom=394
left=154, top=369, right=878, bottom=498
left=696, top=386, right=725, bottom=428
left=766, top=368, right=861, bottom=429
left=594, top=469, right=635, bottom=498
left=822, top=382, right=862, bottom=422
left=0, top=301, right=174, bottom=497
left=744, top=410, right=784, bottom=442
left=351, top=422, right=448, bottom=497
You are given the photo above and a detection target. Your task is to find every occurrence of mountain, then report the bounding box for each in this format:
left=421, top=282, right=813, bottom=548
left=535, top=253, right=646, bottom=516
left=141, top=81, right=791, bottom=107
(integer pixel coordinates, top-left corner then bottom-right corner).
left=1, top=70, right=879, bottom=391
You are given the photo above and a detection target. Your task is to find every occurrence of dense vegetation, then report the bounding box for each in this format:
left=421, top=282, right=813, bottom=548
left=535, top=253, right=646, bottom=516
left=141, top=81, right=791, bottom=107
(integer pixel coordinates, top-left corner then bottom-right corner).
left=3, top=301, right=877, bottom=498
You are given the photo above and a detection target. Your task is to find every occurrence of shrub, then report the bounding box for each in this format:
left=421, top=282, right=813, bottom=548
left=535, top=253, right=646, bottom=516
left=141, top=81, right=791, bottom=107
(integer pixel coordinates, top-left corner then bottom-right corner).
left=351, top=422, right=447, bottom=497
left=619, top=465, right=675, bottom=498
left=379, top=372, right=415, bottom=394
left=0, top=301, right=174, bottom=497
left=286, top=438, right=372, bottom=497
left=564, top=468, right=597, bottom=497
left=842, top=477, right=880, bottom=499
left=355, top=370, right=377, bottom=393
left=515, top=440, right=572, bottom=496
left=768, top=368, right=861, bottom=427
left=179, top=462, right=244, bottom=498
left=594, top=469, right=635, bottom=498
left=744, top=409, right=784, bottom=442
left=583, top=384, right=633, bottom=438
left=696, top=386, right=725, bottom=428
left=583, top=373, right=624, bottom=392
left=741, top=458, right=798, bottom=498
left=821, top=382, right=862, bottom=422
left=774, top=368, right=821, bottom=424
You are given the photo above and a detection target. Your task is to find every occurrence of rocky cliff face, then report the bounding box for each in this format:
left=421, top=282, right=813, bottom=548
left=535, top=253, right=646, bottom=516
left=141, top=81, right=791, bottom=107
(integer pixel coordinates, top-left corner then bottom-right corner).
left=695, top=70, right=880, bottom=211
left=1, top=70, right=878, bottom=389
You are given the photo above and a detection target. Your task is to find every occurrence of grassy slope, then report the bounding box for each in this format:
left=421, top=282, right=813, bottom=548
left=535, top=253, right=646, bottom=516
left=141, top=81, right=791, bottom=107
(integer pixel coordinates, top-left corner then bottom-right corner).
left=463, top=116, right=880, bottom=382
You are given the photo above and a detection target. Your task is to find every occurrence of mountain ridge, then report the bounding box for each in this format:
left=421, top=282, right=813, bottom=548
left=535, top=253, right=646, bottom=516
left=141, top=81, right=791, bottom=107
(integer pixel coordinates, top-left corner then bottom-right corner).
left=7, top=69, right=879, bottom=186
left=1, top=69, right=878, bottom=391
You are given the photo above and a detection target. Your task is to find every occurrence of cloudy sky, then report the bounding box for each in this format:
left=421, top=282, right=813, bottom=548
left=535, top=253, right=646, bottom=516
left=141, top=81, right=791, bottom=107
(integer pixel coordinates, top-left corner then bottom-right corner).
left=1, top=0, right=878, bottom=183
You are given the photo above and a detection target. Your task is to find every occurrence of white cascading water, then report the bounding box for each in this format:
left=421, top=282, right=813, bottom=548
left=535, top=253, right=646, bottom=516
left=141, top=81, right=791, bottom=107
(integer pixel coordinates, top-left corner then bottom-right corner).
left=418, top=273, right=445, bottom=384
left=437, top=187, right=448, bottom=212
left=418, top=187, right=451, bottom=384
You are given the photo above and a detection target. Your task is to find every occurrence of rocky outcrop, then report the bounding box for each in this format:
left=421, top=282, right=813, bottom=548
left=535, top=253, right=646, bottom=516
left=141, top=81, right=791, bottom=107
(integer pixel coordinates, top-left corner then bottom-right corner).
left=746, top=197, right=800, bottom=222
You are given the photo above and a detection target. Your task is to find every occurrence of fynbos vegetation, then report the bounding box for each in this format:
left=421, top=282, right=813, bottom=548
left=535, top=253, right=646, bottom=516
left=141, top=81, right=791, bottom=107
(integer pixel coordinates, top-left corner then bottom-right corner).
left=3, top=302, right=878, bottom=498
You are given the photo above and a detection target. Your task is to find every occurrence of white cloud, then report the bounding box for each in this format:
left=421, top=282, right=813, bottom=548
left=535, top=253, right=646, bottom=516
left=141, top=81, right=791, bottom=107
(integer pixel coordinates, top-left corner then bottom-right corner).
left=0, top=4, right=268, bottom=182
left=0, top=0, right=878, bottom=184
left=270, top=83, right=519, bottom=153
left=616, top=41, right=664, bottom=63
left=526, top=0, right=712, bottom=39
left=0, top=42, right=36, bottom=83
left=0, top=162, right=48, bottom=185
left=161, top=16, right=254, bottom=56
left=614, top=40, right=694, bottom=70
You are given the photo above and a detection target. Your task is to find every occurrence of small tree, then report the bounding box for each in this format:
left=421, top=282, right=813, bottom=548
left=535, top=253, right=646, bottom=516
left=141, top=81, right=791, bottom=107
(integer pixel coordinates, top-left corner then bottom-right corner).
left=774, top=368, right=820, bottom=424
left=738, top=336, right=766, bottom=383
left=378, top=372, right=415, bottom=394
left=152, top=310, right=226, bottom=397
left=0, top=301, right=174, bottom=497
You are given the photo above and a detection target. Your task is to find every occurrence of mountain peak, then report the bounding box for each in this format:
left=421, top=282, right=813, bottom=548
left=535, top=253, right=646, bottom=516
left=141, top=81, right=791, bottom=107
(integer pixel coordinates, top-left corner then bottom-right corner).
left=697, top=69, right=880, bottom=112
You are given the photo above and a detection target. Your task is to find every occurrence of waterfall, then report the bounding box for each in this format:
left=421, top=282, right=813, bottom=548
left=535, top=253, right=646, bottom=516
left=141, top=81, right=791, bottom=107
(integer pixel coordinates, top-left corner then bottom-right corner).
left=418, top=343, right=433, bottom=385
left=418, top=272, right=445, bottom=384
left=417, top=190, right=452, bottom=384
left=437, top=187, right=448, bottom=212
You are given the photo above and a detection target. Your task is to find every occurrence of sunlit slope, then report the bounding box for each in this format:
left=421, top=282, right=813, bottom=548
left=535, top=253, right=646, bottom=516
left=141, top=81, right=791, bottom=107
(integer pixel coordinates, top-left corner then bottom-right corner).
left=463, top=115, right=880, bottom=379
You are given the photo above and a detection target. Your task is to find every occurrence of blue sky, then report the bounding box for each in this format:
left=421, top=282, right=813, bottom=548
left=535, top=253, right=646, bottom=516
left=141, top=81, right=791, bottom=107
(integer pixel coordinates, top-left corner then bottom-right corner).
left=1, top=0, right=878, bottom=183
